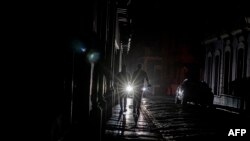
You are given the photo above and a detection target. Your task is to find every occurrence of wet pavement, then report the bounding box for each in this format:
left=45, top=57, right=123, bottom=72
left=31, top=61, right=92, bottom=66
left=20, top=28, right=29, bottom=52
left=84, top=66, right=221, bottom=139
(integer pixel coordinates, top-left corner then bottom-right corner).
left=142, top=96, right=249, bottom=140
left=104, top=96, right=249, bottom=141
left=104, top=97, right=164, bottom=141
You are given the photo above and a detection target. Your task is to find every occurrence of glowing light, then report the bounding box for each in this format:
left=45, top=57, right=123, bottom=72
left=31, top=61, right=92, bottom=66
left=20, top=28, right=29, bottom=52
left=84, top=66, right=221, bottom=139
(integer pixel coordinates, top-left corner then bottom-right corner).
left=72, top=40, right=87, bottom=53
left=126, top=85, right=133, bottom=92
left=87, top=51, right=100, bottom=63
left=81, top=48, right=86, bottom=52
left=142, top=87, right=146, bottom=91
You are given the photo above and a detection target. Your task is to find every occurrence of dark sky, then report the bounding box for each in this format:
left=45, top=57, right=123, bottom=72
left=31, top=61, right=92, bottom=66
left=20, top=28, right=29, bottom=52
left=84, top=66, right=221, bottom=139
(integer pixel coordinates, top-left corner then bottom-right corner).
left=130, top=0, right=248, bottom=40
left=126, top=0, right=249, bottom=71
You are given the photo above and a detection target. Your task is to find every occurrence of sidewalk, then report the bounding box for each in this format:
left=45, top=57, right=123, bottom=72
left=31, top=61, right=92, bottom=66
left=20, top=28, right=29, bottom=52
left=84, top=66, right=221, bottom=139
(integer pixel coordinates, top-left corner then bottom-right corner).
left=104, top=97, right=164, bottom=141
left=214, top=104, right=250, bottom=116
left=162, top=95, right=248, bottom=116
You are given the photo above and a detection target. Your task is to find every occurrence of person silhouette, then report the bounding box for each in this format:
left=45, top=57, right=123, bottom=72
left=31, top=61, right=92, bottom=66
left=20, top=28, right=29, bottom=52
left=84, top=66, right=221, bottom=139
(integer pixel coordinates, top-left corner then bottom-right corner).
left=115, top=65, right=131, bottom=112
left=132, top=64, right=151, bottom=114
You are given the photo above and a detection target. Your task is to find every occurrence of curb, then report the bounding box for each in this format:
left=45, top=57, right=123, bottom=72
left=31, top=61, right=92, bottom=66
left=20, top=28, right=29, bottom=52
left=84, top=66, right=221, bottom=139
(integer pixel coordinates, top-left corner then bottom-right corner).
left=215, top=107, right=240, bottom=114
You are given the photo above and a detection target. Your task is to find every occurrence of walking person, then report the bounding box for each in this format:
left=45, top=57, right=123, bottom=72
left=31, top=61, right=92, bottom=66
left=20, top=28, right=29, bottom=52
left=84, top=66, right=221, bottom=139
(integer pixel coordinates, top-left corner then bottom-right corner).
left=132, top=64, right=151, bottom=114
left=115, top=65, right=131, bottom=112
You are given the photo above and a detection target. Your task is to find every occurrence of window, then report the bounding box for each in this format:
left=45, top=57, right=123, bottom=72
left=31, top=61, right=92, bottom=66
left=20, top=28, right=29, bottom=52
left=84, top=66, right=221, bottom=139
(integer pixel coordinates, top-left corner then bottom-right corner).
left=236, top=36, right=246, bottom=79
left=214, top=55, right=220, bottom=95
left=207, top=57, right=212, bottom=87
left=224, top=50, right=231, bottom=94
left=207, top=52, right=212, bottom=88
left=237, top=48, right=244, bottom=79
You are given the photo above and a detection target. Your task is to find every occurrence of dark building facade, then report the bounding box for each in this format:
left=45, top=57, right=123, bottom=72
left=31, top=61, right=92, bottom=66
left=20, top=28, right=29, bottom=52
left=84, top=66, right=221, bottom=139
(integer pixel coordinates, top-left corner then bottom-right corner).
left=29, top=0, right=135, bottom=141
left=203, top=17, right=250, bottom=112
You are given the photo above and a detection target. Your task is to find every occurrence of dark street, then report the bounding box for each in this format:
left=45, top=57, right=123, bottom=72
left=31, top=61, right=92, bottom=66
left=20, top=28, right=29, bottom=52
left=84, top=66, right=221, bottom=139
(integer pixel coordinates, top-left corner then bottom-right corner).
left=104, top=97, right=163, bottom=141
left=5, top=0, right=250, bottom=141
left=104, top=96, right=249, bottom=140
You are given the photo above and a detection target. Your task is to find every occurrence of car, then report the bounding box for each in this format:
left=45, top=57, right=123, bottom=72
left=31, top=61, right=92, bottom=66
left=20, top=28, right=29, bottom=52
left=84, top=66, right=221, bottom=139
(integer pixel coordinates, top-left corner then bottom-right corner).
left=175, top=79, right=214, bottom=107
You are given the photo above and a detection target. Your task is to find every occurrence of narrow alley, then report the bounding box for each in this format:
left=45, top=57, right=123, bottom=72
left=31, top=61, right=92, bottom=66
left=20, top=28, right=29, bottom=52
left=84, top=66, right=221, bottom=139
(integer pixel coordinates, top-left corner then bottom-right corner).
left=9, top=1, right=249, bottom=141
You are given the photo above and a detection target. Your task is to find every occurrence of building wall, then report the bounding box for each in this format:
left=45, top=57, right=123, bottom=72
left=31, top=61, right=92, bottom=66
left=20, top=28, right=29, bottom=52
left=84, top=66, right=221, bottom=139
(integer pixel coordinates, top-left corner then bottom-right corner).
left=204, top=29, right=250, bottom=110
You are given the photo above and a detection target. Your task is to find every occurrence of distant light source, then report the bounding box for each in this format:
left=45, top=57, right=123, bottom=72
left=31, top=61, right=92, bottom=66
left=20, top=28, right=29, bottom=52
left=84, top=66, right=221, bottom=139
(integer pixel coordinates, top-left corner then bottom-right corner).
left=72, top=40, right=86, bottom=53
left=87, top=51, right=100, bottom=63
left=81, top=48, right=86, bottom=52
